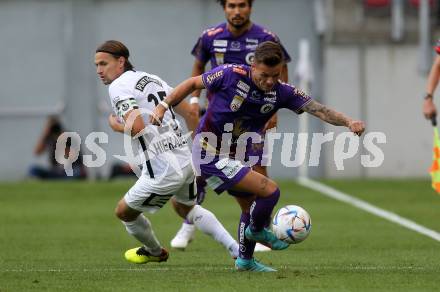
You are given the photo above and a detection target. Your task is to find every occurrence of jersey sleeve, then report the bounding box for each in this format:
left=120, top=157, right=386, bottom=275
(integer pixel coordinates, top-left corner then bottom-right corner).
left=191, top=32, right=210, bottom=63
left=435, top=40, right=440, bottom=55
left=263, top=31, right=291, bottom=63
left=280, top=83, right=312, bottom=114
left=108, top=81, right=138, bottom=119
left=201, top=65, right=230, bottom=92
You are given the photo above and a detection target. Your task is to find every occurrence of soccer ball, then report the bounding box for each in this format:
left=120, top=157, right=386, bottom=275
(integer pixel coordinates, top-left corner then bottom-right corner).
left=272, top=205, right=312, bottom=244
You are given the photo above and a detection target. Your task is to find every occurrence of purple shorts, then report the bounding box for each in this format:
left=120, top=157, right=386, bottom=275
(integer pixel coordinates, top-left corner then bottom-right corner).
left=245, top=138, right=264, bottom=166
left=192, top=143, right=251, bottom=194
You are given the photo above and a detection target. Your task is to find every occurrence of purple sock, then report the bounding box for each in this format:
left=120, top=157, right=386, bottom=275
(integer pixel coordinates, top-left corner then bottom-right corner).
left=238, top=212, right=256, bottom=259
left=250, top=188, right=280, bottom=232
left=184, top=177, right=207, bottom=225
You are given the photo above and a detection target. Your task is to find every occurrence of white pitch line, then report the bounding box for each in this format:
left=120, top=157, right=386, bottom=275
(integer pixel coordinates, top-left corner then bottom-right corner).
left=1, top=265, right=428, bottom=273
left=297, top=177, right=440, bottom=242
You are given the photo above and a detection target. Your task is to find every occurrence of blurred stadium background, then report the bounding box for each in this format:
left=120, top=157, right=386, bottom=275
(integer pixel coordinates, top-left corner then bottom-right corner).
left=2, top=1, right=440, bottom=291
left=0, top=0, right=436, bottom=181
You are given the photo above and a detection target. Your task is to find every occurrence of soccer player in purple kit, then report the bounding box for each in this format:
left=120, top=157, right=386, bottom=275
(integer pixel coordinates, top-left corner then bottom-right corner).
left=171, top=0, right=291, bottom=251
left=151, top=41, right=365, bottom=272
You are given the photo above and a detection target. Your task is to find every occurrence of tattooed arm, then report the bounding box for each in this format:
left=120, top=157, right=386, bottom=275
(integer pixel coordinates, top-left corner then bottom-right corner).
left=303, top=100, right=365, bottom=136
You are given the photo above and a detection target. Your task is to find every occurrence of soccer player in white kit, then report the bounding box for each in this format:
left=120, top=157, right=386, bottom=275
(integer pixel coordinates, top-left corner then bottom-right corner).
left=94, top=40, right=238, bottom=264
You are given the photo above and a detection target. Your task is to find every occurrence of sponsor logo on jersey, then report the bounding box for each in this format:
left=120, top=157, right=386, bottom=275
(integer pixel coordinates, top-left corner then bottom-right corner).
left=230, top=95, right=244, bottom=112
left=250, top=90, right=261, bottom=100
left=246, top=44, right=258, bottom=50
left=245, top=52, right=255, bottom=65
left=215, top=157, right=243, bottom=179
left=235, top=89, right=248, bottom=98
left=264, top=96, right=277, bottom=103
left=135, top=76, right=162, bottom=91
left=207, top=27, right=224, bottom=36
left=230, top=41, right=241, bottom=51
left=260, top=103, right=275, bottom=114
left=237, top=80, right=250, bottom=92
left=206, top=70, right=224, bottom=84
left=233, top=67, right=247, bottom=75
left=215, top=53, right=224, bottom=65
left=213, top=39, right=228, bottom=47
left=246, top=38, right=258, bottom=44
left=214, top=47, right=227, bottom=53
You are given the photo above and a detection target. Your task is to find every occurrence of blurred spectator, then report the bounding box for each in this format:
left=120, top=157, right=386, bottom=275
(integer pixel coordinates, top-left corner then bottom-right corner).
left=29, top=116, right=86, bottom=180
left=109, top=162, right=136, bottom=179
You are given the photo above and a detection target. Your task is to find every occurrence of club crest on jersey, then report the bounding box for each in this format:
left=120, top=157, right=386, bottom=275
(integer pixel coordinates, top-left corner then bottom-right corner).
left=260, top=103, right=275, bottom=114
left=245, top=52, right=255, bottom=65
left=206, top=70, right=224, bottom=84
left=237, top=80, right=250, bottom=93
left=135, top=76, right=162, bottom=91
left=230, top=95, right=244, bottom=112
left=122, top=102, right=129, bottom=111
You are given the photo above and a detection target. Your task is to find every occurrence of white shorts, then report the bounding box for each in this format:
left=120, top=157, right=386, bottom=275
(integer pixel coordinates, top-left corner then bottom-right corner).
left=124, top=163, right=196, bottom=214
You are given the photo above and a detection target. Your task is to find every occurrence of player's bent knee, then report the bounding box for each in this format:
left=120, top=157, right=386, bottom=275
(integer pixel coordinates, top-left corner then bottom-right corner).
left=171, top=197, right=193, bottom=219
left=115, top=199, right=139, bottom=222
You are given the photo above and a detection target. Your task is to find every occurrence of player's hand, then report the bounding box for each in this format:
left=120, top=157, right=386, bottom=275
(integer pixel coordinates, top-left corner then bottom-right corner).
left=149, top=104, right=167, bottom=126
left=108, top=114, right=123, bottom=131
left=348, top=120, right=365, bottom=136
left=423, top=98, right=437, bottom=120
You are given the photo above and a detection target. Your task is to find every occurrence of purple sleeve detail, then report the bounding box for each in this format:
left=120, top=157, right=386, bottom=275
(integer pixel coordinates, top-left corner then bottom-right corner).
left=201, top=65, right=229, bottom=92
left=281, top=84, right=312, bottom=113
left=191, top=35, right=210, bottom=63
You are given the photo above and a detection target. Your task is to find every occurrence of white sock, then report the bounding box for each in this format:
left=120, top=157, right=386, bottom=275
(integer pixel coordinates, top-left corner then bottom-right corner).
left=187, top=205, right=238, bottom=257
left=122, top=214, right=162, bottom=256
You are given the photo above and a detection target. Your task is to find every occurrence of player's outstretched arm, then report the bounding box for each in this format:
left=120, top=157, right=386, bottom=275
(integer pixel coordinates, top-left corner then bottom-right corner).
left=423, top=55, right=440, bottom=119
left=303, top=100, right=365, bottom=136
left=174, top=101, right=199, bottom=138
left=149, top=76, right=205, bottom=125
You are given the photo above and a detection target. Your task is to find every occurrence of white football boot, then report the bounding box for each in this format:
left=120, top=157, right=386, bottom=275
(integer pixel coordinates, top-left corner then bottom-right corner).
left=170, top=222, right=196, bottom=250
left=254, top=242, right=272, bottom=252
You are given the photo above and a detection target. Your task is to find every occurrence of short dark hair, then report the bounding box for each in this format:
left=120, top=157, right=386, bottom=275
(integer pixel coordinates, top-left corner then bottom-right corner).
left=96, top=40, right=134, bottom=71
left=254, top=41, right=283, bottom=67
left=216, top=0, right=254, bottom=8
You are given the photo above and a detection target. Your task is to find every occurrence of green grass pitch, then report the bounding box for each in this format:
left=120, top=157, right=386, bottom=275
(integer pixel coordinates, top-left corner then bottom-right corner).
left=1, top=179, right=440, bottom=291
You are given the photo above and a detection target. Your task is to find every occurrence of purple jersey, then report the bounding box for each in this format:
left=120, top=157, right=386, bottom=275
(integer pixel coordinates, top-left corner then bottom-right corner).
left=191, top=23, right=291, bottom=68
left=196, top=64, right=312, bottom=154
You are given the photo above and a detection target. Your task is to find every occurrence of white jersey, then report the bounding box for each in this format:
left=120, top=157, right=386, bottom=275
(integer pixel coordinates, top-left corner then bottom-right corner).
left=108, top=70, right=191, bottom=180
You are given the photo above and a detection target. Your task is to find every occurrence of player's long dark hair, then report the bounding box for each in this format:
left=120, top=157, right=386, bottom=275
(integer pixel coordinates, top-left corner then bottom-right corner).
left=216, top=0, right=254, bottom=8
left=96, top=40, right=134, bottom=71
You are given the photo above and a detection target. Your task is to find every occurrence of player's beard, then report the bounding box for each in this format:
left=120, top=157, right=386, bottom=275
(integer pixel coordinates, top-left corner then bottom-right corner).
left=228, top=17, right=250, bottom=30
